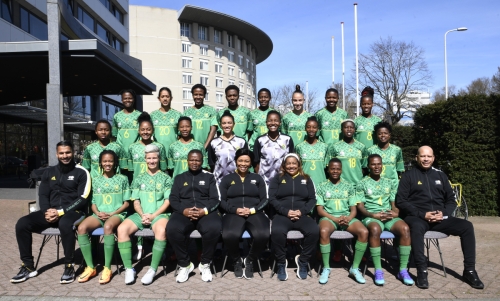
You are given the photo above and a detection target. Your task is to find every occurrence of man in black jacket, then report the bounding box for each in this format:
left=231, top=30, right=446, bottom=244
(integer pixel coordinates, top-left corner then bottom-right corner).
left=11, top=141, right=91, bottom=284
left=167, top=150, right=221, bottom=283
left=396, top=146, right=483, bottom=289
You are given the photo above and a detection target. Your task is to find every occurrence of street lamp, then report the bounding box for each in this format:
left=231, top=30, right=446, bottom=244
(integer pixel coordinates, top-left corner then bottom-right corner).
left=444, top=27, right=467, bottom=99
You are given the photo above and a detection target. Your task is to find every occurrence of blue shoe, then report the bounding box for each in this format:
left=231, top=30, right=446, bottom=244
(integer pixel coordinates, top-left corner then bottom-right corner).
left=397, top=269, right=414, bottom=286
left=276, top=259, right=288, bottom=281
left=349, top=266, right=366, bottom=284
left=374, top=269, right=385, bottom=286
left=295, top=255, right=308, bottom=280
left=319, top=268, right=330, bottom=284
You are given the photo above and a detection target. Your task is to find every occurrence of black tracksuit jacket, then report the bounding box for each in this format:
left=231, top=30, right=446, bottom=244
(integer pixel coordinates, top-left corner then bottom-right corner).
left=169, top=169, right=220, bottom=213
left=269, top=173, right=316, bottom=216
left=396, top=166, right=456, bottom=219
left=219, top=172, right=268, bottom=214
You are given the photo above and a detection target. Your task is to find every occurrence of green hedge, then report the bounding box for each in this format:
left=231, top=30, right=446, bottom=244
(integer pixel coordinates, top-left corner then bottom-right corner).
left=392, top=125, right=418, bottom=167
left=412, top=94, right=500, bottom=216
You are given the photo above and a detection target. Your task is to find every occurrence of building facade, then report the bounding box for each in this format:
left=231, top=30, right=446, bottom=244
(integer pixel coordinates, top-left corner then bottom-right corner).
left=129, top=5, right=273, bottom=113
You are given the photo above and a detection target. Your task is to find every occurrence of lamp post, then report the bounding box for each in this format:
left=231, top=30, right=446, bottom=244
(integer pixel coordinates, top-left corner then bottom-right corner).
left=445, top=27, right=467, bottom=99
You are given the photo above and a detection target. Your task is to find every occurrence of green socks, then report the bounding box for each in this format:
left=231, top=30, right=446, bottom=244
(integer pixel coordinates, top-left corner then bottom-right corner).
left=150, top=239, right=167, bottom=271
left=352, top=241, right=368, bottom=269
left=370, top=247, right=382, bottom=270
left=118, top=241, right=133, bottom=269
left=77, top=234, right=94, bottom=269
left=399, top=245, right=411, bottom=270
left=320, top=244, right=331, bottom=268
left=103, top=234, right=115, bottom=269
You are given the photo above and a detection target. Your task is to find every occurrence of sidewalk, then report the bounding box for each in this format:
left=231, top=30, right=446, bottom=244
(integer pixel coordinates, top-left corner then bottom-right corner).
left=0, top=199, right=499, bottom=300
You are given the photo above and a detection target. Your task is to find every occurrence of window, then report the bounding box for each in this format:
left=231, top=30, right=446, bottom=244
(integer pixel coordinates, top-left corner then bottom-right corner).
left=183, top=90, right=192, bottom=100
left=182, top=73, right=192, bottom=84
left=20, top=7, right=48, bottom=40
left=214, top=29, right=222, bottom=44
left=251, top=75, right=255, bottom=84
left=216, top=106, right=224, bottom=111
left=215, top=63, right=223, bottom=74
left=236, top=38, right=241, bottom=51
left=96, top=22, right=109, bottom=44
left=239, top=83, right=245, bottom=93
left=238, top=55, right=243, bottom=66
left=228, top=80, right=235, bottom=86
left=183, top=103, right=192, bottom=111
left=247, top=43, right=251, bottom=55
left=112, top=36, right=124, bottom=52
left=198, top=25, right=208, bottom=40
left=215, top=78, right=223, bottom=88
left=181, top=42, right=191, bottom=53
left=77, top=6, right=94, bottom=32
left=180, top=22, right=190, bottom=37
left=215, top=48, right=222, bottom=58
left=228, top=65, right=235, bottom=76
left=227, top=34, right=233, bottom=48
left=205, top=91, right=209, bottom=101
left=200, top=59, right=209, bottom=71
left=251, top=62, right=254, bottom=72
left=200, top=75, right=209, bottom=86
left=99, top=0, right=123, bottom=24
left=246, top=59, right=250, bottom=69
left=238, top=69, right=244, bottom=79
left=216, top=92, right=223, bottom=103
left=1, top=0, right=12, bottom=23
left=182, top=57, right=192, bottom=68
left=228, top=51, right=234, bottom=62
left=200, top=44, right=208, bottom=56
left=247, top=84, right=252, bottom=95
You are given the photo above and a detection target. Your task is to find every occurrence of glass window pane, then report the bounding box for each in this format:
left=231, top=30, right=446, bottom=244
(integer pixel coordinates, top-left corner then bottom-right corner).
left=96, top=23, right=109, bottom=44
left=1, top=0, right=12, bottom=23
left=20, top=7, right=29, bottom=32
left=29, top=13, right=48, bottom=40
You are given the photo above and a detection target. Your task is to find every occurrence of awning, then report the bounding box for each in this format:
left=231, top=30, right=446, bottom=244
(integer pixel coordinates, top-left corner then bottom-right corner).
left=0, top=39, right=156, bottom=105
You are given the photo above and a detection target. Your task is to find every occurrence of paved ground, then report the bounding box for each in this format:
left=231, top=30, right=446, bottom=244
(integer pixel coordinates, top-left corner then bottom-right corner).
left=0, top=198, right=499, bottom=301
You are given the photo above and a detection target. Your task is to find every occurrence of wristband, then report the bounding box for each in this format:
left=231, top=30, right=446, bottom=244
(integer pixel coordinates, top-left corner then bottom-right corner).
left=57, top=209, right=65, bottom=216
left=204, top=208, right=208, bottom=215
left=250, top=208, right=256, bottom=214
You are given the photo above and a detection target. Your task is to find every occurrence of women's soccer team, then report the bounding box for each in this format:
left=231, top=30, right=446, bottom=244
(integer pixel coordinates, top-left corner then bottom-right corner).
left=76, top=83, right=410, bottom=286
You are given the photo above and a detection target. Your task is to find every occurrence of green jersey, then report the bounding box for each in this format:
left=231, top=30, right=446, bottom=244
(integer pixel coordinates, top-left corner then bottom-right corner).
left=282, top=111, right=312, bottom=146
left=82, top=142, right=127, bottom=178
left=315, top=107, right=348, bottom=145
left=354, top=115, right=382, bottom=148
left=366, top=144, right=404, bottom=185
left=131, top=171, right=173, bottom=214
left=248, top=107, right=275, bottom=151
left=150, top=108, right=182, bottom=151
left=182, top=105, right=218, bottom=145
left=127, top=141, right=167, bottom=181
left=327, top=140, right=367, bottom=185
left=295, top=140, right=329, bottom=185
left=356, top=176, right=396, bottom=213
left=91, top=174, right=130, bottom=213
left=217, top=106, right=251, bottom=140
left=112, top=110, right=142, bottom=154
left=316, top=179, right=357, bottom=217
left=167, top=140, right=208, bottom=178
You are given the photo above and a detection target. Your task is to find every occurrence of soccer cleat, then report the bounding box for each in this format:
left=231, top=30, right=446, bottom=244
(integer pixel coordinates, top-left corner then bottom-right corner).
left=295, top=255, right=308, bottom=279
left=374, top=269, right=385, bottom=286
left=124, top=268, right=136, bottom=285
left=243, top=258, right=254, bottom=279
left=176, top=262, right=194, bottom=283
left=199, top=263, right=212, bottom=282
left=60, top=264, right=75, bottom=284
left=463, top=270, right=484, bottom=289
left=99, top=266, right=112, bottom=284
left=141, top=267, right=156, bottom=285
left=397, top=269, right=414, bottom=286
left=333, top=250, right=342, bottom=262
left=416, top=269, right=429, bottom=289
left=349, top=266, right=366, bottom=284
left=233, top=258, right=243, bottom=278
left=10, top=264, right=38, bottom=283
left=319, top=268, right=330, bottom=284
left=276, top=259, right=288, bottom=281
left=77, top=266, right=96, bottom=283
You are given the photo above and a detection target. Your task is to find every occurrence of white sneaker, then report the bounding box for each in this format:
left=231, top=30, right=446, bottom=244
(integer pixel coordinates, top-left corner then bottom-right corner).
left=141, top=267, right=156, bottom=285
left=124, top=268, right=136, bottom=285
left=199, top=263, right=212, bottom=282
left=133, top=246, right=143, bottom=261
left=176, top=262, right=194, bottom=283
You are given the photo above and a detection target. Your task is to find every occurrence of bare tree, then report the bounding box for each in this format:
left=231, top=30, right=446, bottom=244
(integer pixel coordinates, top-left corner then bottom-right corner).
left=466, top=77, right=492, bottom=95
left=353, top=37, right=432, bottom=124
left=492, top=67, right=500, bottom=94
left=432, top=85, right=458, bottom=102
left=270, top=83, right=319, bottom=115
left=333, top=83, right=358, bottom=118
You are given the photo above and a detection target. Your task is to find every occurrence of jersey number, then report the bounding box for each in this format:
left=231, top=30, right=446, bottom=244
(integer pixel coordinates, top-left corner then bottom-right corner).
left=148, top=192, right=155, bottom=203
left=182, top=160, right=188, bottom=170
left=332, top=130, right=339, bottom=140
left=195, top=120, right=203, bottom=130
left=367, top=132, right=372, bottom=140
left=310, top=161, right=316, bottom=171
left=297, top=131, right=303, bottom=140
left=335, top=200, right=341, bottom=211
left=140, top=163, right=147, bottom=174
left=160, top=127, right=170, bottom=136
left=124, top=130, right=130, bottom=139
left=381, top=165, right=386, bottom=176
left=103, top=194, right=112, bottom=205
left=378, top=197, right=383, bottom=206
left=349, top=158, right=356, bottom=168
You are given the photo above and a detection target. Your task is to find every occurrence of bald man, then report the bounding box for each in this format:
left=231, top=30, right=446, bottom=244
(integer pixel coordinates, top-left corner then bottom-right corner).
left=396, top=146, right=483, bottom=290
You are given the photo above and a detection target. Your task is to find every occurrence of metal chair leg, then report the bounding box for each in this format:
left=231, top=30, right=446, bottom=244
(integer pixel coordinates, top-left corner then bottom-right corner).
left=431, top=239, right=447, bottom=277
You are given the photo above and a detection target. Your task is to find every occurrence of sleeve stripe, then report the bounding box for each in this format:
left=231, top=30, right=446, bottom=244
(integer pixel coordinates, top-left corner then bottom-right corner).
left=76, top=164, right=92, bottom=199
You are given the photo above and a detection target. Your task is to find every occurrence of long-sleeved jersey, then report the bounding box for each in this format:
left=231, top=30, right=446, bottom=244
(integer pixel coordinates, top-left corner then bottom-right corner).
left=396, top=166, right=456, bottom=219
left=269, top=173, right=316, bottom=216
left=169, top=169, right=220, bottom=213
left=219, top=172, right=268, bottom=214
left=39, top=162, right=91, bottom=214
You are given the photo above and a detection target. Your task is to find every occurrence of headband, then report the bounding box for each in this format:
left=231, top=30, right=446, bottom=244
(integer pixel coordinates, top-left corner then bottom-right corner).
left=284, top=153, right=301, bottom=162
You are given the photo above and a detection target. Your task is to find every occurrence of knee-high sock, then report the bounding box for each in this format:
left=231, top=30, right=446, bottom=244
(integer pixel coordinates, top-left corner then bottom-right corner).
left=150, top=239, right=167, bottom=271
left=352, top=241, right=368, bottom=269
left=320, top=244, right=331, bottom=269
left=103, top=234, right=115, bottom=269
left=370, top=247, right=382, bottom=270
left=399, top=245, right=411, bottom=270
left=77, top=234, right=94, bottom=268
left=118, top=241, right=133, bottom=269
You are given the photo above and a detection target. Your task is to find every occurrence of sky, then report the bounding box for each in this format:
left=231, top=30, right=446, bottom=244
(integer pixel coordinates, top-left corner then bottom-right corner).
left=130, top=0, right=500, bottom=99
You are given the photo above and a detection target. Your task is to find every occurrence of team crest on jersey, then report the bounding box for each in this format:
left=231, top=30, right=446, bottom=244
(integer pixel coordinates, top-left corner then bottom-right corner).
left=344, top=191, right=348, bottom=197
left=133, top=120, right=137, bottom=125
left=105, top=183, right=109, bottom=187
left=301, top=179, right=307, bottom=185
left=156, top=183, right=162, bottom=190
left=367, top=189, right=372, bottom=195
left=199, top=181, right=205, bottom=185
left=115, top=185, right=119, bottom=192
left=204, top=113, right=209, bottom=118
left=183, top=182, right=188, bottom=186
left=250, top=180, right=256, bottom=184
left=170, top=118, right=175, bottom=123
left=435, top=180, right=441, bottom=185
left=68, top=176, right=74, bottom=181
left=280, top=144, right=286, bottom=149
left=230, top=181, right=235, bottom=185
left=141, top=184, right=146, bottom=190
left=385, top=187, right=390, bottom=193
left=418, top=181, right=422, bottom=185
